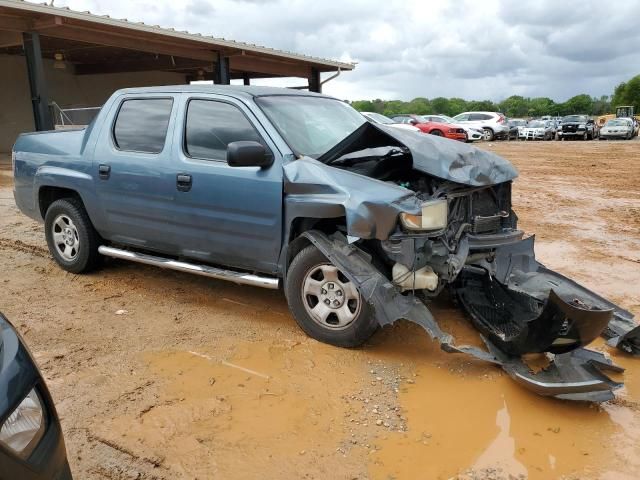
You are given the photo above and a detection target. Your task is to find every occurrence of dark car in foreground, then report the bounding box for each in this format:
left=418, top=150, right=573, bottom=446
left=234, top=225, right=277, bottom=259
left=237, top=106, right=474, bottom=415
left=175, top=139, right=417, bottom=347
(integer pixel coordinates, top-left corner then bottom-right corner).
left=11, top=86, right=640, bottom=402
left=0, top=313, right=72, bottom=480
left=558, top=114, right=597, bottom=140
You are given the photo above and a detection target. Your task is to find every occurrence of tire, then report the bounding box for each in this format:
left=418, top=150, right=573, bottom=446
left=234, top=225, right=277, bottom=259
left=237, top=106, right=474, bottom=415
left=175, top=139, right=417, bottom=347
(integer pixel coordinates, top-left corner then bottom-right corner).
left=285, top=244, right=377, bottom=348
left=44, top=198, right=102, bottom=274
left=430, top=129, right=443, bottom=136
left=482, top=128, right=494, bottom=141
left=583, top=131, right=588, bottom=141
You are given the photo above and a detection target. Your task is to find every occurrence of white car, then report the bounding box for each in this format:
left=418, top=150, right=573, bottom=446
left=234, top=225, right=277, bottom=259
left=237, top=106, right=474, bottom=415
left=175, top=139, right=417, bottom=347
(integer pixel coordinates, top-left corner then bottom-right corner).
left=361, top=112, right=421, bottom=132
left=452, top=111, right=510, bottom=141
left=599, top=118, right=634, bottom=140
left=421, top=114, right=484, bottom=142
left=519, top=120, right=555, bottom=141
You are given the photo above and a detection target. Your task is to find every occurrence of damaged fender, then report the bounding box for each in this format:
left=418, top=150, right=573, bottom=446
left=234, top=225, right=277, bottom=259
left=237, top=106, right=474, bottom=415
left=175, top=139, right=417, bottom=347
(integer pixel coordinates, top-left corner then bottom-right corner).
left=302, top=230, right=627, bottom=402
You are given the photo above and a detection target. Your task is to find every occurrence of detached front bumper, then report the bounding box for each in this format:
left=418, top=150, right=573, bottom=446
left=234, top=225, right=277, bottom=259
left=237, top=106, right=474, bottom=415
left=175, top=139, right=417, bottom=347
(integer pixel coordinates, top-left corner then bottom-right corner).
left=302, top=231, right=638, bottom=402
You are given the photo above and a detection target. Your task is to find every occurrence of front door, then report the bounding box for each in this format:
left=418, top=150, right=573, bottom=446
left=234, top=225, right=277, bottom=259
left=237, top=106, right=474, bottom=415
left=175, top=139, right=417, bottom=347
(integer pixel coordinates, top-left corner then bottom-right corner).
left=170, top=95, right=283, bottom=274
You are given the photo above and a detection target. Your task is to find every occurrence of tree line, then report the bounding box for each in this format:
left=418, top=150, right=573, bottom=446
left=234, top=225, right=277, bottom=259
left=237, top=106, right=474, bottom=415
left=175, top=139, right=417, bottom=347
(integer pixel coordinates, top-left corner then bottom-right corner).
left=350, top=74, right=640, bottom=119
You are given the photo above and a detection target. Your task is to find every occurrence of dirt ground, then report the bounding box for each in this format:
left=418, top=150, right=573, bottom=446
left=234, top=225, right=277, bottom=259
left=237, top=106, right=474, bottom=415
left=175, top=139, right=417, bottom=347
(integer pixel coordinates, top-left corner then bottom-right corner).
left=1, top=138, right=639, bottom=480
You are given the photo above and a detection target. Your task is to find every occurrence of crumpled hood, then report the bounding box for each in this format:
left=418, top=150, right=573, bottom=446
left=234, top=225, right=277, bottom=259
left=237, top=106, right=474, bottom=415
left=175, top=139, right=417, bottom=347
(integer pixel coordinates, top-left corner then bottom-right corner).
left=319, top=122, right=518, bottom=187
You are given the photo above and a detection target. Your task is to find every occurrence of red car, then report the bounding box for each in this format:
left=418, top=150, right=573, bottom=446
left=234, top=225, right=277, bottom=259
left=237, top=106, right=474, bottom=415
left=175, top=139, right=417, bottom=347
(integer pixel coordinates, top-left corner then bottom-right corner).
left=390, top=114, right=467, bottom=142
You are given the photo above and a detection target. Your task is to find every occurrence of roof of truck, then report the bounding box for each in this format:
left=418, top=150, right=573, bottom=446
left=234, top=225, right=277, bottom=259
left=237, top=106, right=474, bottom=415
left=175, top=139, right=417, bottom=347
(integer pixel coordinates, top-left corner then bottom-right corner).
left=116, top=85, right=331, bottom=99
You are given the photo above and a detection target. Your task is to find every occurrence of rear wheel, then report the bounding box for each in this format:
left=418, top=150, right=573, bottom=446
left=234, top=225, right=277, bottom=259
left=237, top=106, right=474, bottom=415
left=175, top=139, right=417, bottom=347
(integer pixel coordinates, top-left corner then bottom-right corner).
left=482, top=128, right=494, bottom=141
left=285, top=245, right=377, bottom=348
left=44, top=198, right=102, bottom=274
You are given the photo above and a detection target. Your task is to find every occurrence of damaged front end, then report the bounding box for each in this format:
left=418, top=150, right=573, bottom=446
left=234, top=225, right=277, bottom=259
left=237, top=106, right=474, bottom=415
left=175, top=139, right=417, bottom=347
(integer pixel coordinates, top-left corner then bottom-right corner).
left=285, top=122, right=639, bottom=402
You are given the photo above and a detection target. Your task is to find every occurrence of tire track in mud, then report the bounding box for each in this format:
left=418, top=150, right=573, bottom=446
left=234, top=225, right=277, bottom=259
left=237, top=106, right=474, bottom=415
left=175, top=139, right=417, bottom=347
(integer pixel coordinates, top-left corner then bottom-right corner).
left=87, top=433, right=170, bottom=480
left=0, top=237, right=49, bottom=258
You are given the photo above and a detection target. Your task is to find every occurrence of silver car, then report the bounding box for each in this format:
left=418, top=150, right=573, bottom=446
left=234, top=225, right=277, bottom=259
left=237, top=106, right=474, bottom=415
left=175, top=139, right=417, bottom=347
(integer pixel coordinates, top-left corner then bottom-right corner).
left=519, top=120, right=555, bottom=141
left=599, top=118, right=634, bottom=140
left=452, top=111, right=510, bottom=141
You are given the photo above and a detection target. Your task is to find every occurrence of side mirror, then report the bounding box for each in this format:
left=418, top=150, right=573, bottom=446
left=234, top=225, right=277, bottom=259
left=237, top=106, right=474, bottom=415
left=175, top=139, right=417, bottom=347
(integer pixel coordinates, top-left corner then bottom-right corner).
left=227, top=141, right=272, bottom=168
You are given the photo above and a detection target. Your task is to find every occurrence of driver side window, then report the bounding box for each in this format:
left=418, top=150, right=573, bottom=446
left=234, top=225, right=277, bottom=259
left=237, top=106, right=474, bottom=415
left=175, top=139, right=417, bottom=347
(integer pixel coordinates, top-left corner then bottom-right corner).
left=184, top=99, right=265, bottom=162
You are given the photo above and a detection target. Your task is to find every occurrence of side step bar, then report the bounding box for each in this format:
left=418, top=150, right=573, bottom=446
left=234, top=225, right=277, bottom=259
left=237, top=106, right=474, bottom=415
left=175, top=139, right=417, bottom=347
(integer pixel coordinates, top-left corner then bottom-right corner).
left=98, top=246, right=280, bottom=290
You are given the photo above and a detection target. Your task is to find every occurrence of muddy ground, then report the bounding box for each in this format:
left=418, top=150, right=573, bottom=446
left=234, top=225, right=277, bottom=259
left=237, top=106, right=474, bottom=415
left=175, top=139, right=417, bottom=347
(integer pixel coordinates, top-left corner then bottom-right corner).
left=0, top=138, right=639, bottom=480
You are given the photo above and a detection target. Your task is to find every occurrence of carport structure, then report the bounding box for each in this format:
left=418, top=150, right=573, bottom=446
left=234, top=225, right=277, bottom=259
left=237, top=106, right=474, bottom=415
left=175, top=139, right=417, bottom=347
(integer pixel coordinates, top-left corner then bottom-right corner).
left=0, top=0, right=353, bottom=151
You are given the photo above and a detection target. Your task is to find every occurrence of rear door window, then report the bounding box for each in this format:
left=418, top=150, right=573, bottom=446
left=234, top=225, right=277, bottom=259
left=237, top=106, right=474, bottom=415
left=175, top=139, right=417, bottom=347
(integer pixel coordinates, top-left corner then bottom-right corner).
left=469, top=113, right=491, bottom=121
left=113, top=98, right=173, bottom=153
left=184, top=100, right=265, bottom=161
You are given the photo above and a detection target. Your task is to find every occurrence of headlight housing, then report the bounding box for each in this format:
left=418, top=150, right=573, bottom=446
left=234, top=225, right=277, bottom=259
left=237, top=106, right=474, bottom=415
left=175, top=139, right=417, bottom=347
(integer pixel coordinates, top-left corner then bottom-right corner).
left=0, top=388, right=45, bottom=459
left=578, top=124, right=586, bottom=129
left=400, top=199, right=448, bottom=231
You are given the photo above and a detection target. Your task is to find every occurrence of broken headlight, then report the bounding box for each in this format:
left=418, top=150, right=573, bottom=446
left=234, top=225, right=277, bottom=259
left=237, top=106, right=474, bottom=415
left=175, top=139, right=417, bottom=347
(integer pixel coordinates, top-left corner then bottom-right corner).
left=400, top=199, right=448, bottom=231
left=0, top=388, right=45, bottom=459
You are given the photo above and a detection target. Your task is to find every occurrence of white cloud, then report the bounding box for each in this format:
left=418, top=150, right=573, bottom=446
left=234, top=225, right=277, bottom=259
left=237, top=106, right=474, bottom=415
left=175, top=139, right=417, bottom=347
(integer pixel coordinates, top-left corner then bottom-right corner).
left=46, top=0, right=640, bottom=101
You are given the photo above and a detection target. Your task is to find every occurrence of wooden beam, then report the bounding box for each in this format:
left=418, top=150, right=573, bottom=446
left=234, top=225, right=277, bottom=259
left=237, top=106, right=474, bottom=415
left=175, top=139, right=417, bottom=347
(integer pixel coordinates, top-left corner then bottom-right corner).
left=32, top=24, right=216, bottom=62
left=0, top=13, right=31, bottom=32
left=75, top=57, right=211, bottom=75
left=32, top=15, right=63, bottom=30
left=0, top=30, right=21, bottom=48
left=229, top=55, right=310, bottom=78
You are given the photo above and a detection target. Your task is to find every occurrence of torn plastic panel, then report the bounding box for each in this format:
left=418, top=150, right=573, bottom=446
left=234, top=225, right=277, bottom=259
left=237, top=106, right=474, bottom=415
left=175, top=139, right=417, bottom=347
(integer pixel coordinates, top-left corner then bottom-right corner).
left=483, top=235, right=640, bottom=356
left=302, top=230, right=625, bottom=402
left=484, top=340, right=624, bottom=402
left=317, top=122, right=519, bottom=187
left=455, top=274, right=614, bottom=356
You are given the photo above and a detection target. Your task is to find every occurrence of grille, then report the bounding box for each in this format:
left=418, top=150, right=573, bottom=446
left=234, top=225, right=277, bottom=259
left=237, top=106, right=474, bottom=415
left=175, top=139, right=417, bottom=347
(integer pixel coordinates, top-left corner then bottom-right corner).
left=472, top=212, right=508, bottom=234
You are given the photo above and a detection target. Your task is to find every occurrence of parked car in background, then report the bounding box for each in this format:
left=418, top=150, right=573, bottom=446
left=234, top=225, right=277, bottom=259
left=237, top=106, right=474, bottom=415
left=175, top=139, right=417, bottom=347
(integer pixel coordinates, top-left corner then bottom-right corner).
left=519, top=120, right=554, bottom=141
left=421, top=114, right=483, bottom=142
left=361, top=112, right=421, bottom=132
left=451, top=111, right=509, bottom=141
left=599, top=118, right=635, bottom=140
left=507, top=118, right=527, bottom=140
left=390, top=114, right=467, bottom=142
left=0, top=312, right=72, bottom=480
left=557, top=115, right=597, bottom=140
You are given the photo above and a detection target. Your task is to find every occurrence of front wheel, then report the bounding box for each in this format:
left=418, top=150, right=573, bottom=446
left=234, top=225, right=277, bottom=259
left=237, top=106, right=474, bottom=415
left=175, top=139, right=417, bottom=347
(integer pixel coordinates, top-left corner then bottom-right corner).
left=430, top=129, right=443, bottom=136
left=44, top=198, right=102, bottom=274
left=285, top=245, right=377, bottom=348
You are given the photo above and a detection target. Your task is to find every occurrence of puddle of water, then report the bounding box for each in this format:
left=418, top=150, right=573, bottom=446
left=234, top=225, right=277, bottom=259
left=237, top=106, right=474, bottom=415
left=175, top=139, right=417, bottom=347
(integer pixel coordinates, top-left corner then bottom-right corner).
left=367, top=305, right=640, bottom=480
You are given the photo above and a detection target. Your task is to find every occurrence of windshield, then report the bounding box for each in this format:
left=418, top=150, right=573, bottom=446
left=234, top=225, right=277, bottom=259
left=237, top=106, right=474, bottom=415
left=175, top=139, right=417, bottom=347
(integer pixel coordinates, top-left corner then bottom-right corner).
left=606, top=119, right=628, bottom=127
left=528, top=121, right=545, bottom=128
left=563, top=115, right=587, bottom=123
left=256, top=96, right=366, bottom=158
left=364, top=112, right=394, bottom=125
left=510, top=119, right=526, bottom=126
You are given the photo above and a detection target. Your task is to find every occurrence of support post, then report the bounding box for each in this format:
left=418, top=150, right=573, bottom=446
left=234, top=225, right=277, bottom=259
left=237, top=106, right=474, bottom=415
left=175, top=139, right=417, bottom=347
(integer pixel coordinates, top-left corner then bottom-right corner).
left=243, top=73, right=250, bottom=86
left=308, top=67, right=321, bottom=93
left=214, top=52, right=230, bottom=85
left=22, top=32, right=53, bottom=131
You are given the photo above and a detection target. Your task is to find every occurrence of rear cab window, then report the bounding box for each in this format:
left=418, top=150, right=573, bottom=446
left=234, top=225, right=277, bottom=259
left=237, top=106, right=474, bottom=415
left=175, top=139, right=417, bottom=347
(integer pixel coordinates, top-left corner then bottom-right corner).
left=113, top=98, right=174, bottom=153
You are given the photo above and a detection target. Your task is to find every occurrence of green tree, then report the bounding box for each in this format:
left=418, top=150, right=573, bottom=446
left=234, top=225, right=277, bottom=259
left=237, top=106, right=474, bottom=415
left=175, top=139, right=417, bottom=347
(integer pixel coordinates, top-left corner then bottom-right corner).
left=561, top=94, right=593, bottom=115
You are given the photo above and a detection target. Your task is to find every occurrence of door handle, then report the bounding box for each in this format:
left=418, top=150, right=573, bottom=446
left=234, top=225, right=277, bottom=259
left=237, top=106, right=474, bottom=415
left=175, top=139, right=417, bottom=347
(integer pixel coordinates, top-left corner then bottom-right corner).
left=176, top=173, right=192, bottom=192
left=98, top=164, right=111, bottom=179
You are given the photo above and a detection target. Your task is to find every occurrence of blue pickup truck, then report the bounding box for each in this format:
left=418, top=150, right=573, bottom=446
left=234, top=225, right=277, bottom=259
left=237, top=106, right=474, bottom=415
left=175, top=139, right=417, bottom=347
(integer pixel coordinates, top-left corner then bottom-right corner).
left=11, top=85, right=640, bottom=401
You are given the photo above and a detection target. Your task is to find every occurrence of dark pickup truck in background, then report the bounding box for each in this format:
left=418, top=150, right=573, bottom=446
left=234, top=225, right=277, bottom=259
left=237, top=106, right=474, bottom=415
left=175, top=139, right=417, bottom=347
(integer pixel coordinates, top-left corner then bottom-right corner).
left=557, top=114, right=597, bottom=140
left=11, top=85, right=640, bottom=402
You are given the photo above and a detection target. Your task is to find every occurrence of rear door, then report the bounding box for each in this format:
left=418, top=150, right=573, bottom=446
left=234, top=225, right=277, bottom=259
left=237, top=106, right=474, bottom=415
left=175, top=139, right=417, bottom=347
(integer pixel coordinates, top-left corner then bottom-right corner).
left=92, top=94, right=181, bottom=253
left=169, top=94, right=283, bottom=274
